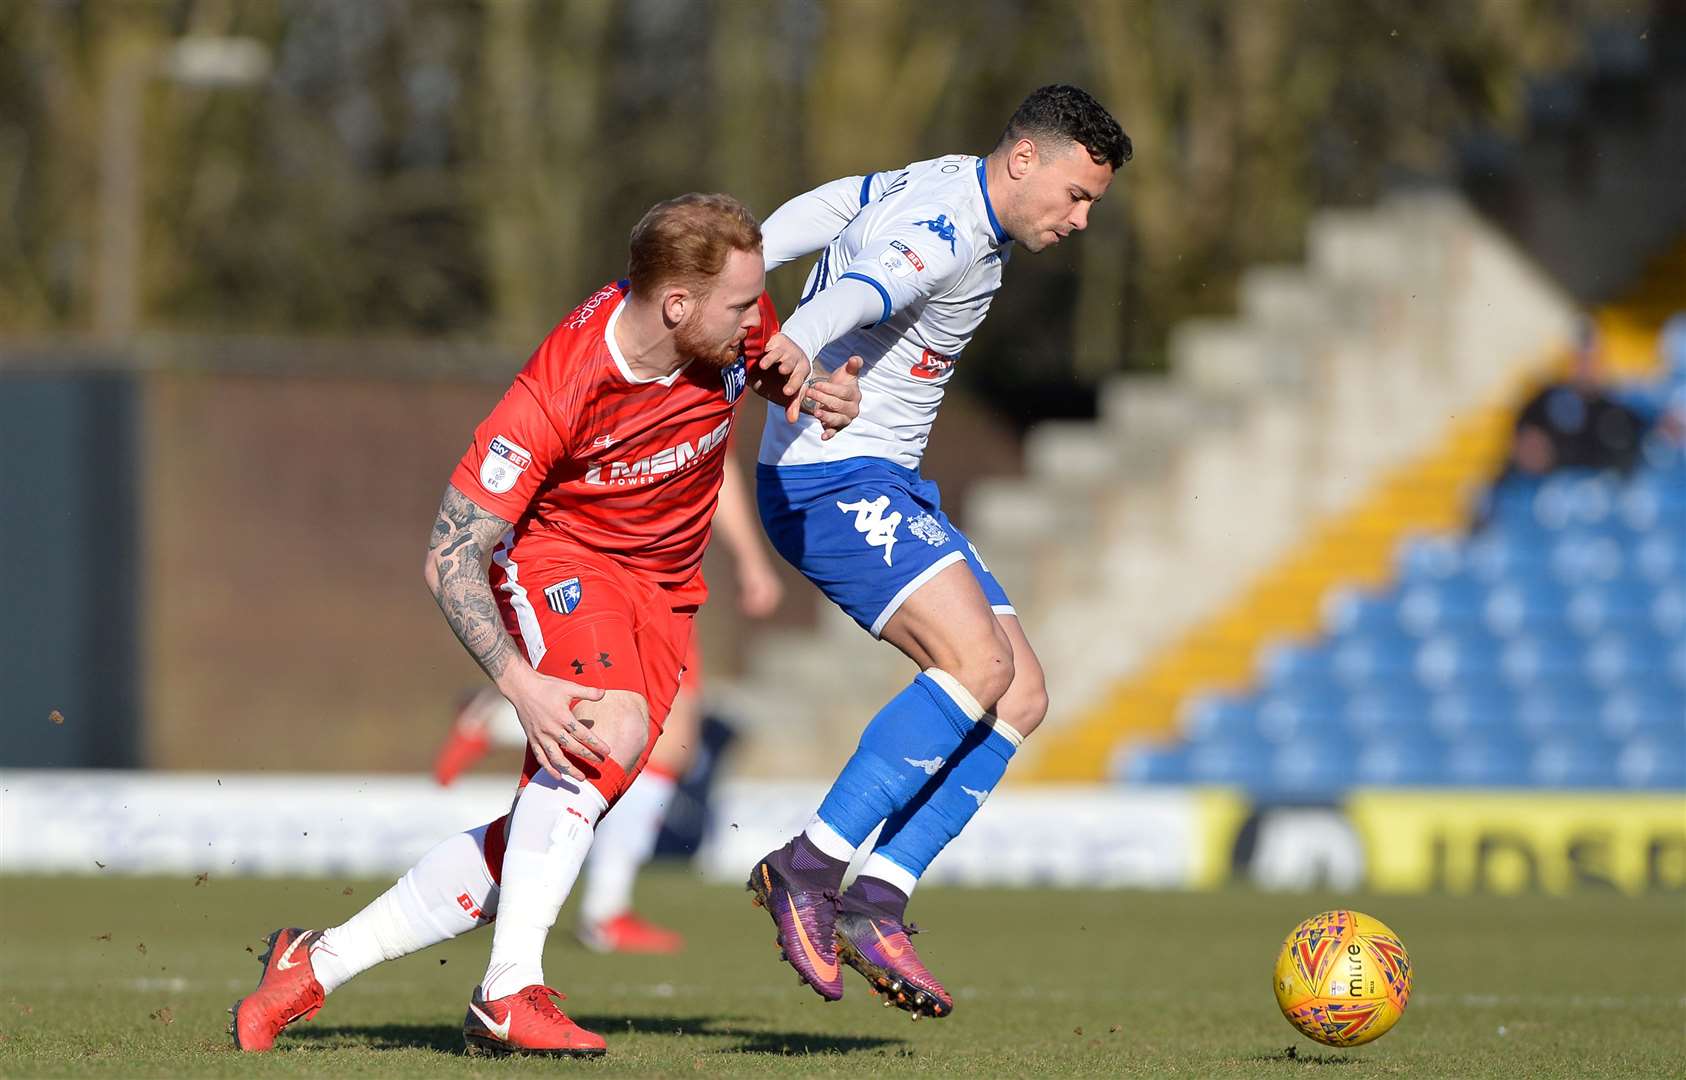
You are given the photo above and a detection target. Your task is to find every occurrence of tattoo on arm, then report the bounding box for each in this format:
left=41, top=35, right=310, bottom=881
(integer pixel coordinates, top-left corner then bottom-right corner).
left=426, top=485, right=518, bottom=681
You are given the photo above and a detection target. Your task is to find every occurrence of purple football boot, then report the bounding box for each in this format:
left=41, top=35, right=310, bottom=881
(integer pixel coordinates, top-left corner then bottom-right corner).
left=834, top=877, right=953, bottom=1019
left=746, top=837, right=846, bottom=1001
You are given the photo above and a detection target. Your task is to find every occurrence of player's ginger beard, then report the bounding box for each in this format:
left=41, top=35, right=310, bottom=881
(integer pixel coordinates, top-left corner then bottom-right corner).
left=616, top=293, right=744, bottom=378
left=673, top=307, right=744, bottom=370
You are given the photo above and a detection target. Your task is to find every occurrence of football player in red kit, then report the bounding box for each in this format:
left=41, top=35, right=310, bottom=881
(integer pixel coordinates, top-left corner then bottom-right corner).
left=231, top=193, right=861, bottom=1057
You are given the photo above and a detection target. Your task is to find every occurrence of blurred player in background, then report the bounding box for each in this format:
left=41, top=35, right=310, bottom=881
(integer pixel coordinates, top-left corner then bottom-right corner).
left=431, top=453, right=784, bottom=954
left=746, top=85, right=1130, bottom=1019
left=231, top=193, right=860, bottom=1058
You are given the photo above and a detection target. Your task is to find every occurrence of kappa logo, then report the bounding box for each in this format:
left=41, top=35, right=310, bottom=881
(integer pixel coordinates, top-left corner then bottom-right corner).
left=960, top=785, right=991, bottom=807
left=479, top=435, right=532, bottom=495
left=467, top=999, right=513, bottom=1041
left=912, top=214, right=958, bottom=255
left=544, top=578, right=583, bottom=615
left=904, top=755, right=945, bottom=776
left=837, top=495, right=902, bottom=566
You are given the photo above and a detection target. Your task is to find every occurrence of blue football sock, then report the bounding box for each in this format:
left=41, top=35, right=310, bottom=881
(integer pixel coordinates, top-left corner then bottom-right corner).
left=866, top=721, right=1018, bottom=885
left=813, top=671, right=981, bottom=848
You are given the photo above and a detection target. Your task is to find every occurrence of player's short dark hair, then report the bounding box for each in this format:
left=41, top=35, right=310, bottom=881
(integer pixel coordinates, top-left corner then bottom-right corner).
left=628, top=193, right=762, bottom=299
left=998, top=84, right=1132, bottom=169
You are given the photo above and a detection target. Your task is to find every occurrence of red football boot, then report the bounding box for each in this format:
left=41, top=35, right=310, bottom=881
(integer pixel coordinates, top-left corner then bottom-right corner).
left=229, top=927, right=326, bottom=1052
left=462, top=984, right=607, bottom=1057
left=577, top=912, right=685, bottom=954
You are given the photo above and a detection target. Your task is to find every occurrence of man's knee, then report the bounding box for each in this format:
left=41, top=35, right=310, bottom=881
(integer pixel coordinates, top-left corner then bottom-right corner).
left=996, top=672, right=1049, bottom=739
left=937, top=627, right=1015, bottom=711
left=575, top=691, right=652, bottom=769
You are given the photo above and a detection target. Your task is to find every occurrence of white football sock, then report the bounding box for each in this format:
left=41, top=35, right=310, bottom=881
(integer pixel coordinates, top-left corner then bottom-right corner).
left=578, top=768, right=676, bottom=927
left=480, top=772, right=608, bottom=1001
left=312, top=822, right=501, bottom=994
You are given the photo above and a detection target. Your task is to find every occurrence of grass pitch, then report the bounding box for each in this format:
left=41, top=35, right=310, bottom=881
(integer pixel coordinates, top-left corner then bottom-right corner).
left=1, top=869, right=1682, bottom=1077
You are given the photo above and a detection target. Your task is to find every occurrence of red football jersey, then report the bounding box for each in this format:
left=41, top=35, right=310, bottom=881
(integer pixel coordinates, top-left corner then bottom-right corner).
left=450, top=280, right=778, bottom=609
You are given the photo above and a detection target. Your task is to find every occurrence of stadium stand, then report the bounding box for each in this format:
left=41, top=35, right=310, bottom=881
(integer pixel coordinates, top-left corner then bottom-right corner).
left=1118, top=274, right=1686, bottom=796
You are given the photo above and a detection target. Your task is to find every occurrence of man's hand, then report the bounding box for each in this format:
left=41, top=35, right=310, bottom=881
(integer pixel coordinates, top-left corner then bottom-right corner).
left=802, top=356, right=863, bottom=440
left=735, top=554, right=784, bottom=618
left=501, top=667, right=609, bottom=781
left=749, top=332, right=815, bottom=423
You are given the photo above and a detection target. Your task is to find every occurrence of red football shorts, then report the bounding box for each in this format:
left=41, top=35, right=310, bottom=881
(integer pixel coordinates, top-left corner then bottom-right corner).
left=492, top=536, right=694, bottom=797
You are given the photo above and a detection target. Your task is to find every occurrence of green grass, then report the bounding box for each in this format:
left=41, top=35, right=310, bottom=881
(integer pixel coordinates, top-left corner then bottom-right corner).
left=1, top=870, right=1682, bottom=1077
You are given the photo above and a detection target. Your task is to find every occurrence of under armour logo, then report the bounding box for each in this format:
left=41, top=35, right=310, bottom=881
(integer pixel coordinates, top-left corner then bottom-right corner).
left=570, top=659, right=586, bottom=675
left=961, top=785, right=991, bottom=808
left=837, top=495, right=902, bottom=566
left=597, top=652, right=612, bottom=669
left=904, top=755, right=945, bottom=776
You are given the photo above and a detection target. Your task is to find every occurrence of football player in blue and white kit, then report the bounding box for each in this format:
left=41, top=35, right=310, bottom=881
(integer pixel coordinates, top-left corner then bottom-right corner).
left=744, top=85, right=1131, bottom=1018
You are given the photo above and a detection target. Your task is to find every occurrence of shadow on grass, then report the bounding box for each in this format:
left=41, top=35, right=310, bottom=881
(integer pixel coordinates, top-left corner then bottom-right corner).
left=1250, top=1046, right=1358, bottom=1066
left=291, top=1014, right=905, bottom=1057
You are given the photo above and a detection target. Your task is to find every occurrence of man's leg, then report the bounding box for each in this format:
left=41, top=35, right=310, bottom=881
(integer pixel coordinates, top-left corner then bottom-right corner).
left=836, top=614, right=1048, bottom=1017
left=232, top=816, right=510, bottom=1052
left=750, top=562, right=1012, bottom=1001
left=576, top=684, right=698, bottom=953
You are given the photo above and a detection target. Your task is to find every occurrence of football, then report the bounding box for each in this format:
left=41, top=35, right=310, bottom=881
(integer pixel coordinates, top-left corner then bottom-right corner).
left=1273, top=910, right=1412, bottom=1047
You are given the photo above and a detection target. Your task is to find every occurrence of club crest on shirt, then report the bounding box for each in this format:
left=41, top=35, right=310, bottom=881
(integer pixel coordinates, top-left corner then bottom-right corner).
left=722, top=357, right=746, bottom=404
left=479, top=435, right=531, bottom=494
left=544, top=577, right=583, bottom=615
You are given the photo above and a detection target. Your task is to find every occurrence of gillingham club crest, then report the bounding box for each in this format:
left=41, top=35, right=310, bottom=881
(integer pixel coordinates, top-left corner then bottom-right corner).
left=544, top=578, right=583, bottom=615
left=722, top=357, right=747, bottom=404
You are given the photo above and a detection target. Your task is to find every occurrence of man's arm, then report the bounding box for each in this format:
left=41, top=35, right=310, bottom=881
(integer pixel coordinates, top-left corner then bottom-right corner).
left=422, top=482, right=609, bottom=779
left=423, top=484, right=522, bottom=681
left=762, top=174, right=871, bottom=271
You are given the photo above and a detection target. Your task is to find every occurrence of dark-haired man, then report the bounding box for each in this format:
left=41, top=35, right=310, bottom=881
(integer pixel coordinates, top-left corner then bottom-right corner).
left=746, top=85, right=1131, bottom=1018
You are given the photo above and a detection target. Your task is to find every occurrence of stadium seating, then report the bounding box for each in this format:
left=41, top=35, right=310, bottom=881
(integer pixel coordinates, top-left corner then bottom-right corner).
left=1122, top=369, right=1686, bottom=797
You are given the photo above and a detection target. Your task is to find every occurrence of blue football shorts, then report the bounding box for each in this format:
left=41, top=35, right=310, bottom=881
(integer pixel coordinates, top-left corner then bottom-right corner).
left=756, top=458, right=1014, bottom=638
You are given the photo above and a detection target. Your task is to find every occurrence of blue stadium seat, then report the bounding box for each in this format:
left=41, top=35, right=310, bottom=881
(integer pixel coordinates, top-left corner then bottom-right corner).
left=1616, top=736, right=1686, bottom=789
left=1179, top=694, right=1262, bottom=743
left=1568, top=581, right=1656, bottom=637
left=1515, top=683, right=1605, bottom=741
left=1416, top=628, right=1504, bottom=689
left=1466, top=531, right=1548, bottom=584
left=1586, top=631, right=1671, bottom=687
left=1530, top=735, right=1620, bottom=788
left=1549, top=533, right=1628, bottom=587
left=1633, top=532, right=1682, bottom=585
left=1324, top=588, right=1406, bottom=638
left=1266, top=743, right=1350, bottom=801
left=1500, top=634, right=1587, bottom=688
left=1117, top=744, right=1191, bottom=785
left=1355, top=732, right=1445, bottom=786
left=1532, top=473, right=1618, bottom=531
left=1345, top=684, right=1435, bottom=739
left=1444, top=733, right=1530, bottom=787
left=1395, top=535, right=1464, bottom=582
left=1600, top=688, right=1686, bottom=743
left=1187, top=735, right=1274, bottom=788
left=1483, top=581, right=1570, bottom=637
left=1398, top=580, right=1485, bottom=635
left=1649, top=583, right=1686, bottom=638
left=1429, top=685, right=1521, bottom=742
left=1256, top=692, right=1348, bottom=744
